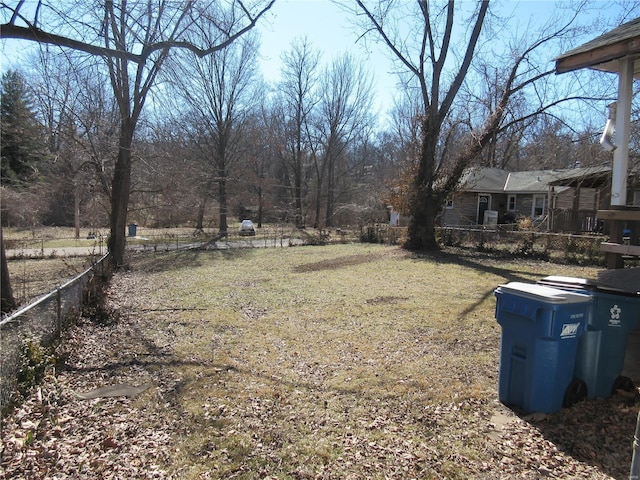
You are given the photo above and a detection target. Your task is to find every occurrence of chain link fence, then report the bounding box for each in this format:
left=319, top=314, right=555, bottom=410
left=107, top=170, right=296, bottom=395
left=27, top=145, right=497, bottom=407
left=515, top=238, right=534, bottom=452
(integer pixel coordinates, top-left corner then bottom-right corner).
left=124, top=225, right=362, bottom=251
left=438, top=226, right=606, bottom=264
left=362, top=224, right=612, bottom=265
left=0, top=254, right=110, bottom=413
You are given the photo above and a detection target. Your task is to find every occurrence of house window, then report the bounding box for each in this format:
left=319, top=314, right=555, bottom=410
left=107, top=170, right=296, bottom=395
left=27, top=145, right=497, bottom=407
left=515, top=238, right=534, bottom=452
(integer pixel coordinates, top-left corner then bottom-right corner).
left=532, top=195, right=545, bottom=218
left=508, top=195, right=516, bottom=211
left=633, top=190, right=640, bottom=206
left=445, top=196, right=453, bottom=209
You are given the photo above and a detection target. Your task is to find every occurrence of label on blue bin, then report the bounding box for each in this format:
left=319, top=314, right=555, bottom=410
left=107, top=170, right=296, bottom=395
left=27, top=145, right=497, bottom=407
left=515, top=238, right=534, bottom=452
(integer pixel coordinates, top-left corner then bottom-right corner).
left=609, top=304, right=622, bottom=327
left=561, top=322, right=581, bottom=338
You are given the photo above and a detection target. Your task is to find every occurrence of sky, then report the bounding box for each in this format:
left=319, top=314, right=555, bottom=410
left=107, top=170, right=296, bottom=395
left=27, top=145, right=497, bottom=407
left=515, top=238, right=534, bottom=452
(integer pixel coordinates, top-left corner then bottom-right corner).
left=1, top=1, right=635, bottom=124
left=254, top=0, right=633, bottom=121
left=256, top=0, right=398, bottom=114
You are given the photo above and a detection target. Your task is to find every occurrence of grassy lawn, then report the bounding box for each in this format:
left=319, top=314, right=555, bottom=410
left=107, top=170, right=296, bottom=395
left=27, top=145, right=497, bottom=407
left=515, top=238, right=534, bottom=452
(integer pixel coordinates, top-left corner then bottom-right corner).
left=4, top=243, right=635, bottom=479
left=157, top=245, right=509, bottom=478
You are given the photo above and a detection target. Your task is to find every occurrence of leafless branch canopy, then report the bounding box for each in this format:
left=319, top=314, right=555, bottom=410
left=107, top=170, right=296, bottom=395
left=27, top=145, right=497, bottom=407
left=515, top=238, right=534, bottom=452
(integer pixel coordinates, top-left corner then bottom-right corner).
left=0, top=0, right=275, bottom=63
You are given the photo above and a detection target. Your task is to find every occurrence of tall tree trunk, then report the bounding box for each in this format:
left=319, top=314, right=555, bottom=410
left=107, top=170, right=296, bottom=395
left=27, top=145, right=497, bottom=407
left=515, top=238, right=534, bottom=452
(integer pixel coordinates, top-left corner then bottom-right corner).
left=195, top=198, right=206, bottom=232
left=313, top=174, right=322, bottom=229
left=1, top=227, right=16, bottom=314
left=108, top=121, right=134, bottom=268
left=407, top=123, right=440, bottom=250
left=313, top=158, right=326, bottom=228
left=311, top=150, right=325, bottom=229
left=218, top=165, right=228, bottom=236
left=294, top=156, right=303, bottom=228
left=325, top=156, right=335, bottom=227
left=74, top=183, right=80, bottom=239
left=195, top=178, right=213, bottom=232
left=257, top=185, right=263, bottom=228
left=407, top=183, right=440, bottom=251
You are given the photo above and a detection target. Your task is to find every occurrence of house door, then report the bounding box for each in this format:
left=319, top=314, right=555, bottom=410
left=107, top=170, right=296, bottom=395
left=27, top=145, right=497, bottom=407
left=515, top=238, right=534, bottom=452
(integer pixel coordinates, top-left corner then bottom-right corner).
left=532, top=195, right=545, bottom=218
left=477, top=195, right=490, bottom=224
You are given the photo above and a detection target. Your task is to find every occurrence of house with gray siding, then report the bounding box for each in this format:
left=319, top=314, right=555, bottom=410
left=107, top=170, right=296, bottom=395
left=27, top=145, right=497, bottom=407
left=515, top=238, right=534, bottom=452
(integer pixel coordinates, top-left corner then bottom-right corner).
left=439, top=166, right=614, bottom=232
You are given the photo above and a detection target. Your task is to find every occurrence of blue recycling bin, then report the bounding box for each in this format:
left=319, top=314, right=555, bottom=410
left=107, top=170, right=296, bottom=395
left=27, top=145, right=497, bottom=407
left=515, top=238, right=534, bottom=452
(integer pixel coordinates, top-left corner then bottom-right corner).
left=538, top=276, right=640, bottom=399
left=128, top=223, right=138, bottom=237
left=494, top=282, right=590, bottom=414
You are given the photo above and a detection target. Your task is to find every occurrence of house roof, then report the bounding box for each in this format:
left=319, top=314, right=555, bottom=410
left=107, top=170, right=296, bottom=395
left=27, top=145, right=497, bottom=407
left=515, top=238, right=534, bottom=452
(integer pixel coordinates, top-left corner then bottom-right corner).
left=457, top=167, right=510, bottom=193
left=547, top=165, right=612, bottom=188
left=504, top=170, right=572, bottom=193
left=555, top=17, right=640, bottom=77
left=460, top=166, right=613, bottom=194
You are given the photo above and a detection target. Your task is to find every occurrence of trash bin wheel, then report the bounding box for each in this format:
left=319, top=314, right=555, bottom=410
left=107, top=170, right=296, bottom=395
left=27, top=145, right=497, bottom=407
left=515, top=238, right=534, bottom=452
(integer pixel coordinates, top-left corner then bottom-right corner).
left=563, top=379, right=588, bottom=408
left=612, top=375, right=636, bottom=395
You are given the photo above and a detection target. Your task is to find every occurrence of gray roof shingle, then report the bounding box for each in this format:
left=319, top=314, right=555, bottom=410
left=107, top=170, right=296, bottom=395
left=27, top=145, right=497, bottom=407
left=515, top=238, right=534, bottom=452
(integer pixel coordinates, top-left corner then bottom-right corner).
left=555, top=17, right=640, bottom=75
left=460, top=166, right=612, bottom=193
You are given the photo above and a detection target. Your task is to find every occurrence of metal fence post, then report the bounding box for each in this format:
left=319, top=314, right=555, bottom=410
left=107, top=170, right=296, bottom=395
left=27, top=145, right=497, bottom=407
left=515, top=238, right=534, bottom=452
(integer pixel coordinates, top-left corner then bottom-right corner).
left=56, top=287, right=62, bottom=339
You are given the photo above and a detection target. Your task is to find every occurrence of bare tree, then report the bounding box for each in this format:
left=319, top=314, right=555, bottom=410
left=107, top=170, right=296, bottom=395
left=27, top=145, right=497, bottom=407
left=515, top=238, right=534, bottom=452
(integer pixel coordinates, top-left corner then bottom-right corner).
left=353, top=0, right=614, bottom=250
left=461, top=34, right=615, bottom=172
left=243, top=108, right=277, bottom=228
left=277, top=37, right=320, bottom=228
left=461, top=62, right=532, bottom=170
left=351, top=1, right=490, bottom=249
left=313, top=53, right=374, bottom=227
left=170, top=31, right=261, bottom=237
left=30, top=52, right=118, bottom=236
left=1, top=0, right=275, bottom=268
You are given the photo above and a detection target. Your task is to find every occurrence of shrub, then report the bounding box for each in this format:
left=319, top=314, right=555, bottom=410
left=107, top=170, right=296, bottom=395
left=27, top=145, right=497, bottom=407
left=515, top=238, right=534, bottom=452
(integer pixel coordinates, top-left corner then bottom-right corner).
left=517, top=216, right=534, bottom=231
left=17, top=338, right=56, bottom=395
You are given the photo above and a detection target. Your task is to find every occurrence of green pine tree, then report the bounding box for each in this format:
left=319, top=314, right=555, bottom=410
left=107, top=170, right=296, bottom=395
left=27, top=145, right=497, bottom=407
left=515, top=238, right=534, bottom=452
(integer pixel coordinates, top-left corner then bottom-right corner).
left=1, top=70, right=47, bottom=187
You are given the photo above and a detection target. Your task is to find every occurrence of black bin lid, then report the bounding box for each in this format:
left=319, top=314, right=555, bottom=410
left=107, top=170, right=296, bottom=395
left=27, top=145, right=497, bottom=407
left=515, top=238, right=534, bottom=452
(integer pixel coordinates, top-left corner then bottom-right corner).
left=539, top=275, right=639, bottom=297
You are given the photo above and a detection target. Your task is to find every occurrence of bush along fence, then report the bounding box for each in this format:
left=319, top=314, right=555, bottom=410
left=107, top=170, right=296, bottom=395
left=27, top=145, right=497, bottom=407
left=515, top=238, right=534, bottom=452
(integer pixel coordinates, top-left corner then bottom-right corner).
left=439, top=226, right=609, bottom=264
left=0, top=253, right=110, bottom=415
left=362, top=225, right=612, bottom=266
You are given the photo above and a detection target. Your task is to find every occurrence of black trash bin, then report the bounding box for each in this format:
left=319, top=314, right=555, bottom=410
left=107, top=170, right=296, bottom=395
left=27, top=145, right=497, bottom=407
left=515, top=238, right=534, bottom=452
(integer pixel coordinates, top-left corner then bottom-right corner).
left=538, top=275, right=640, bottom=399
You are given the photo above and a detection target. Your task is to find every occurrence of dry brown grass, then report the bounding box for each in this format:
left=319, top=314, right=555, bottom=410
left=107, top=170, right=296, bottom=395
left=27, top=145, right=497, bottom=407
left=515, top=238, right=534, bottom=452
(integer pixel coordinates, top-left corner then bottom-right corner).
left=3, top=244, right=635, bottom=479
left=6, top=256, right=93, bottom=305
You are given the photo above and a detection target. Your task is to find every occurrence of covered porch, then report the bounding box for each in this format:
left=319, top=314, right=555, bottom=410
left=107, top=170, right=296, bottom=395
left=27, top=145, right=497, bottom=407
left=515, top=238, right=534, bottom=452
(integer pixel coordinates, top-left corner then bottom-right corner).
left=556, top=18, right=640, bottom=269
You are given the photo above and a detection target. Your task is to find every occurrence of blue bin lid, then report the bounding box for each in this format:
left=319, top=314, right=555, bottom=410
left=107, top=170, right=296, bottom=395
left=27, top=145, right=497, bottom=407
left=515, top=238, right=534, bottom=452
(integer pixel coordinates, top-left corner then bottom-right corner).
left=497, top=282, right=590, bottom=304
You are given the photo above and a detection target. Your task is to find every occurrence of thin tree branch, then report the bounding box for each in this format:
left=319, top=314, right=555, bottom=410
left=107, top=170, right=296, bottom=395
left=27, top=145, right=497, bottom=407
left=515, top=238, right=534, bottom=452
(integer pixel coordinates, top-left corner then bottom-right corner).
left=439, top=1, right=488, bottom=121
left=354, top=0, right=420, bottom=78
left=0, top=0, right=276, bottom=63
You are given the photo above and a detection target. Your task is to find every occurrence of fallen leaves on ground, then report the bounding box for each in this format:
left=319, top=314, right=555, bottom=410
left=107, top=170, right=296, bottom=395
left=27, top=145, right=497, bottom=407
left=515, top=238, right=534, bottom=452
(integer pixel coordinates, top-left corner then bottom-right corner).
left=1, top=247, right=637, bottom=479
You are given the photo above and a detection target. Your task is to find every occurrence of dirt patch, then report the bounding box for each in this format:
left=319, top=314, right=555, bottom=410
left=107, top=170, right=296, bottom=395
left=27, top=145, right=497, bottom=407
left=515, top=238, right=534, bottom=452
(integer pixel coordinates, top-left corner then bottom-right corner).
left=292, top=253, right=379, bottom=272
left=365, top=295, right=408, bottom=305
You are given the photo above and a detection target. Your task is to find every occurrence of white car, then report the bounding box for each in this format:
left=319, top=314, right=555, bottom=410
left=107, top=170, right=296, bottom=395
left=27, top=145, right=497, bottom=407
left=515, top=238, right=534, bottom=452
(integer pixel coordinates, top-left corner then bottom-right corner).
left=239, top=219, right=256, bottom=236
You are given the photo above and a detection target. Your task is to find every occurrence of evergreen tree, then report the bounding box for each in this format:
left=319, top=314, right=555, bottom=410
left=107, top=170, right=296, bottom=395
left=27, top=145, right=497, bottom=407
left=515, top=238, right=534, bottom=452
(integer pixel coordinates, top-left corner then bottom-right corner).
left=1, top=70, right=47, bottom=187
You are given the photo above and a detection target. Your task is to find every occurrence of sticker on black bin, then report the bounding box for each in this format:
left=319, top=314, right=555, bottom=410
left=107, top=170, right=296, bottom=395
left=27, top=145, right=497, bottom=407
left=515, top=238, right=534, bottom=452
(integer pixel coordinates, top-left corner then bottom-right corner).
left=609, top=304, right=622, bottom=327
